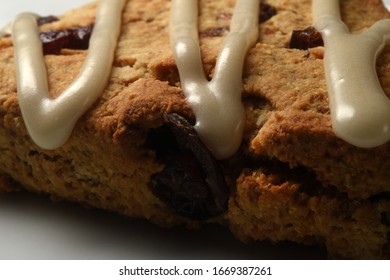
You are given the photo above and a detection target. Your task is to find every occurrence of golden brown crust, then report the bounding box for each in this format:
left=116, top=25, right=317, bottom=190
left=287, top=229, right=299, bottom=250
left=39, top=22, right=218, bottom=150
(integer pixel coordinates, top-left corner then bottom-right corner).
left=245, top=44, right=390, bottom=199
left=1, top=0, right=390, bottom=259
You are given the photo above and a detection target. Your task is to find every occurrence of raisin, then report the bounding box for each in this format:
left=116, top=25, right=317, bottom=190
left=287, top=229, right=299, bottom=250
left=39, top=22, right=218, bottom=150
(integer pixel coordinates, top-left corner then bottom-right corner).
left=148, top=113, right=229, bottom=220
left=289, top=26, right=324, bottom=50
left=260, top=2, right=277, bottom=23
left=40, top=24, right=93, bottom=55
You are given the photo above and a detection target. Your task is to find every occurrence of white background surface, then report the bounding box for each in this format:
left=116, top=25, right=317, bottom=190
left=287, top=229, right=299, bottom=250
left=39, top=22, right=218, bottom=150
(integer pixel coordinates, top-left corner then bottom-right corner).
left=0, top=0, right=389, bottom=260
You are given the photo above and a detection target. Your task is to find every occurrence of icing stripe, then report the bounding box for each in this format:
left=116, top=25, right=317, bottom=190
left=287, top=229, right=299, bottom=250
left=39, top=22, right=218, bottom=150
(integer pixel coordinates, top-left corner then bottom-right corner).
left=313, top=0, right=390, bottom=148
left=12, top=0, right=125, bottom=149
left=170, top=0, right=260, bottom=159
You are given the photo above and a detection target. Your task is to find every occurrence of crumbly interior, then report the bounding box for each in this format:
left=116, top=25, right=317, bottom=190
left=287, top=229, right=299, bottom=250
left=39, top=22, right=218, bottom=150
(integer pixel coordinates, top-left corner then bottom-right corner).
left=1, top=0, right=390, bottom=259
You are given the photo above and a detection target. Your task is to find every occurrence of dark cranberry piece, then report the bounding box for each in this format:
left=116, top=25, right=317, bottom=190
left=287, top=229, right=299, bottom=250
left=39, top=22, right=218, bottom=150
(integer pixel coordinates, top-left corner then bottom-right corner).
left=289, top=26, right=324, bottom=50
left=40, top=24, right=93, bottom=55
left=37, top=16, right=59, bottom=26
left=148, top=113, right=230, bottom=220
left=260, top=2, right=277, bottom=23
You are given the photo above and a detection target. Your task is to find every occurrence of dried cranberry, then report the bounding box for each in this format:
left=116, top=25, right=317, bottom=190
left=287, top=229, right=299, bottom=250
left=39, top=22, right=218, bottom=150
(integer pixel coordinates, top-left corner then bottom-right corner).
left=148, top=113, right=229, bottom=220
left=37, top=15, right=59, bottom=26
left=289, top=26, right=324, bottom=50
left=40, top=24, right=93, bottom=55
left=260, top=2, right=277, bottom=23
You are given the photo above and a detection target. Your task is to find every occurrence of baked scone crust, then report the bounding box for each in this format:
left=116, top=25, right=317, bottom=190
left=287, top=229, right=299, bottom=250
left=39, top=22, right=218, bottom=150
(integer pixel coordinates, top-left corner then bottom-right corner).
left=1, top=0, right=390, bottom=259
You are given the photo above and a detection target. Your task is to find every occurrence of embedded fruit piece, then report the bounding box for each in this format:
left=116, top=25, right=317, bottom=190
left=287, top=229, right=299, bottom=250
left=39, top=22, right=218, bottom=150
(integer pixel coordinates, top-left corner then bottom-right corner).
left=260, top=2, right=277, bottom=23
left=37, top=15, right=59, bottom=26
left=40, top=24, right=93, bottom=55
left=149, top=113, right=229, bottom=220
left=289, top=26, right=324, bottom=50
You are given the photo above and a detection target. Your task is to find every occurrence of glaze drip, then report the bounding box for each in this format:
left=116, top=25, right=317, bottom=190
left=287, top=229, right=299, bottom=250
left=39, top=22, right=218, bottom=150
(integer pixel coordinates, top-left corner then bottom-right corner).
left=170, top=0, right=260, bottom=159
left=11, top=0, right=125, bottom=149
left=313, top=0, right=390, bottom=148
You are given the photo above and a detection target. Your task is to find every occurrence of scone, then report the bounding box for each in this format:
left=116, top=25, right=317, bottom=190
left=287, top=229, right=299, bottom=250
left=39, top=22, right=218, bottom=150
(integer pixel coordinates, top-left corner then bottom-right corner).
left=1, top=0, right=390, bottom=259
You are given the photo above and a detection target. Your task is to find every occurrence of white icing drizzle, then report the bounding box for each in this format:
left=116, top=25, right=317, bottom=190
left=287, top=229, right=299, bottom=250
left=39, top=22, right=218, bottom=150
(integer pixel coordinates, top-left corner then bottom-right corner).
left=12, top=0, right=125, bottom=149
left=170, top=0, right=260, bottom=159
left=313, top=0, right=390, bottom=148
